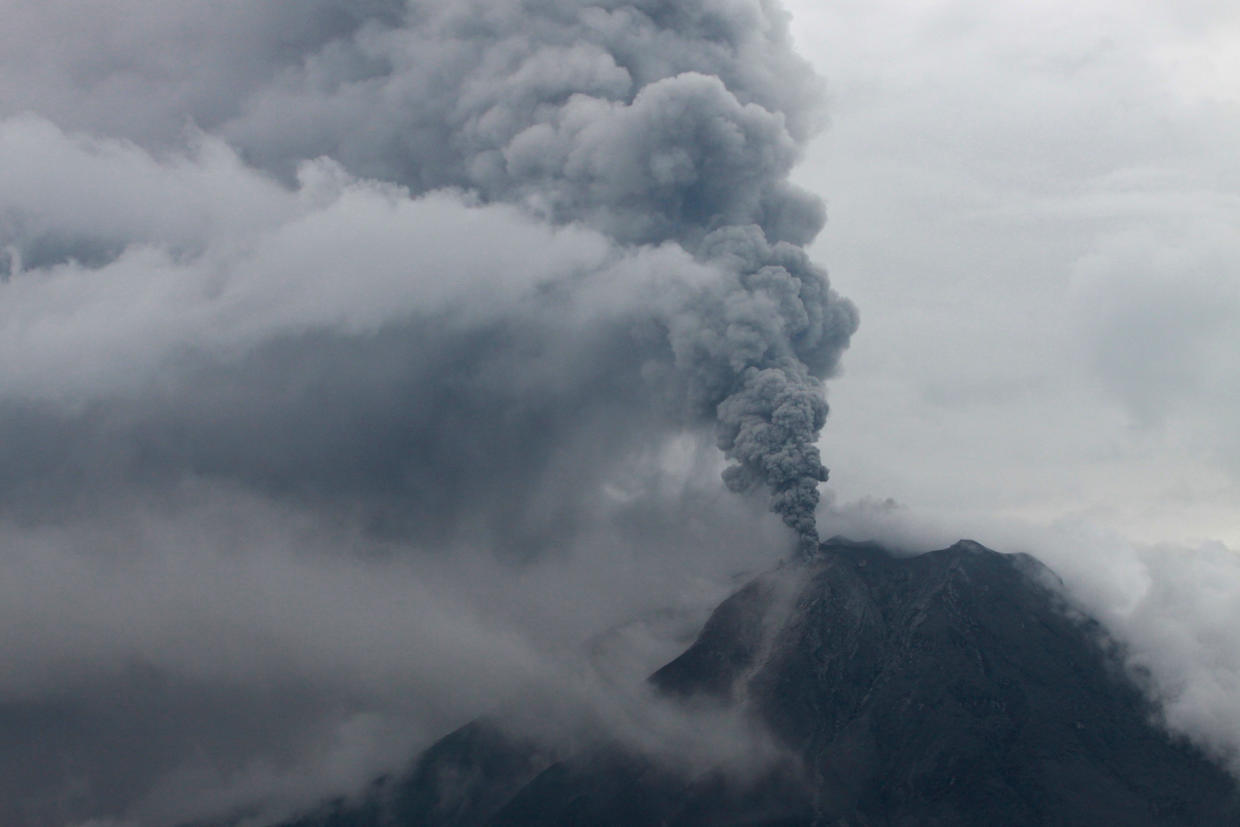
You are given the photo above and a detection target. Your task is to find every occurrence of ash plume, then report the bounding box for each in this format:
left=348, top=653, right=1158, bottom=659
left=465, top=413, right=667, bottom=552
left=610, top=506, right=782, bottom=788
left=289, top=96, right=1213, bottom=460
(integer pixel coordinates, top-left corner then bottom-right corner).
left=0, top=1, right=855, bottom=823
left=0, top=0, right=856, bottom=553
left=219, top=0, right=861, bottom=548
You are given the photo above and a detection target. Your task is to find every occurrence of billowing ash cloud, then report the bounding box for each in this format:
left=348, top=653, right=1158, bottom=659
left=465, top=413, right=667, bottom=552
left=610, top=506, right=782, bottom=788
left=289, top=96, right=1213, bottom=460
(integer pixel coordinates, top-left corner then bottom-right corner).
left=0, top=1, right=853, bottom=823
left=0, top=0, right=855, bottom=552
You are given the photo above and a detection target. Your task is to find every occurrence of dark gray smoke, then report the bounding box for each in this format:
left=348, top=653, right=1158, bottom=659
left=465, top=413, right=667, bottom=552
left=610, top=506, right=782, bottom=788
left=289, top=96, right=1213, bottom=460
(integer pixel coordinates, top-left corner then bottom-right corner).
left=0, top=1, right=854, bottom=823
left=222, top=1, right=860, bottom=547
left=229, top=0, right=860, bottom=549
left=0, top=0, right=855, bottom=552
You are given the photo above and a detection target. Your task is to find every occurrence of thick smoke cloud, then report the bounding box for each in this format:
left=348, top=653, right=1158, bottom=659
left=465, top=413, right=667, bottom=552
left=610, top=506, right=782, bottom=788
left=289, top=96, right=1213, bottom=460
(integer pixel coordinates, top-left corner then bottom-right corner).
left=0, top=1, right=853, bottom=823
left=1, top=0, right=855, bottom=550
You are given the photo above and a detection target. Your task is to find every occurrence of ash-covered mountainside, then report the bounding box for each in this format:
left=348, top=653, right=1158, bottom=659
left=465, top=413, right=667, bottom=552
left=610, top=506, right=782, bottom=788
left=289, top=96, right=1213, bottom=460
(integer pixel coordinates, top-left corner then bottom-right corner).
left=273, top=540, right=1240, bottom=826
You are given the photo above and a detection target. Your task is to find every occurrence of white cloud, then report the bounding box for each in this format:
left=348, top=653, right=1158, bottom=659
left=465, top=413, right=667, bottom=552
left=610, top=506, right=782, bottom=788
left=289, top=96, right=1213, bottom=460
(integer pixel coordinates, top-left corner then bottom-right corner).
left=0, top=115, right=730, bottom=405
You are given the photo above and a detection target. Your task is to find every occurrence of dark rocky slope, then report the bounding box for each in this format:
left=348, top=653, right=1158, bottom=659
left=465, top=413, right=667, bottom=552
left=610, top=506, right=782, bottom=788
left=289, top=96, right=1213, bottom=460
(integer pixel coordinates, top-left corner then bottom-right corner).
left=273, top=539, right=1240, bottom=826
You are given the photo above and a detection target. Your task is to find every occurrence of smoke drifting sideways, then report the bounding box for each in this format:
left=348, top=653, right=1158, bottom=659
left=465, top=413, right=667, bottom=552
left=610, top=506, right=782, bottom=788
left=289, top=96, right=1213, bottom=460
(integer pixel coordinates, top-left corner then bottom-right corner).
left=0, top=1, right=855, bottom=824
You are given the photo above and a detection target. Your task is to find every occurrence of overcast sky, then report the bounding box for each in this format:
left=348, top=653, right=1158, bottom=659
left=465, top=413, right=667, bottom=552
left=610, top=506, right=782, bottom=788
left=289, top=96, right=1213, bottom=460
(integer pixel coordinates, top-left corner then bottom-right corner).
left=784, top=0, right=1240, bottom=548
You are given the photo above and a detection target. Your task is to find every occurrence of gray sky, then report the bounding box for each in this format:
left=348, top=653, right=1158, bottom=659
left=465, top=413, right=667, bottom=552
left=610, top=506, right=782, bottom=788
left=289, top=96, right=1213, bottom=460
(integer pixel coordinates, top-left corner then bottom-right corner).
left=784, top=0, right=1240, bottom=547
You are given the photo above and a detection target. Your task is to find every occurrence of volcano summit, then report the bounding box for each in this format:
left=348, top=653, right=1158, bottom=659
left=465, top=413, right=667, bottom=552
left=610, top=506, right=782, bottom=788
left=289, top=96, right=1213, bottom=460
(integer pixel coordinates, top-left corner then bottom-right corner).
left=272, top=539, right=1240, bottom=827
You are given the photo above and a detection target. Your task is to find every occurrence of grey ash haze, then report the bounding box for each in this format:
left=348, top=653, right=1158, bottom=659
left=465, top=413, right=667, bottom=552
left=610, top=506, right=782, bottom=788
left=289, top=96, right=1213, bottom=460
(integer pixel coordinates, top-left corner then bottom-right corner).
left=0, top=1, right=855, bottom=824
left=1, top=1, right=1239, bottom=825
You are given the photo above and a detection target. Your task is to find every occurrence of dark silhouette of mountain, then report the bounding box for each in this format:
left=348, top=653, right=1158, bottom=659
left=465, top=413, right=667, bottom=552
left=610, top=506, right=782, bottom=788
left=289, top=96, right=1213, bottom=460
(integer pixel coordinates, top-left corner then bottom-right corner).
left=272, top=539, right=1240, bottom=826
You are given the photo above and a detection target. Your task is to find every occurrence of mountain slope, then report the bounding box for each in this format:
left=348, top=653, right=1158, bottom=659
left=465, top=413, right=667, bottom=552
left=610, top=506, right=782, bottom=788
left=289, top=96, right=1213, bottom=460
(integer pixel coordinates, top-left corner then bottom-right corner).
left=274, top=539, right=1240, bottom=826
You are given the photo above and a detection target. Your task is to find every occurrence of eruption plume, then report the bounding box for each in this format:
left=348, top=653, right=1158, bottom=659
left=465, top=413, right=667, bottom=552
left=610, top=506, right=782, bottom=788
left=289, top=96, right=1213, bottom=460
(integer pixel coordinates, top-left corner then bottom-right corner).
left=231, top=1, right=862, bottom=551
left=0, top=0, right=857, bottom=556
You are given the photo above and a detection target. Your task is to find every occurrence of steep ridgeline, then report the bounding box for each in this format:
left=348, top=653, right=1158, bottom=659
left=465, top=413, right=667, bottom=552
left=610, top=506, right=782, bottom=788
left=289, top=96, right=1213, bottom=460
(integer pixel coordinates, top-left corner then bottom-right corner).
left=271, top=540, right=1240, bottom=826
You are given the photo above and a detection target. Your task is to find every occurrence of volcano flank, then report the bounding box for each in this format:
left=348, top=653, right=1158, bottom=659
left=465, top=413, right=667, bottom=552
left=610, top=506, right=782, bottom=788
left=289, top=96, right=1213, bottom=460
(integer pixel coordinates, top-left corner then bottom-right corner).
left=271, top=539, right=1240, bottom=826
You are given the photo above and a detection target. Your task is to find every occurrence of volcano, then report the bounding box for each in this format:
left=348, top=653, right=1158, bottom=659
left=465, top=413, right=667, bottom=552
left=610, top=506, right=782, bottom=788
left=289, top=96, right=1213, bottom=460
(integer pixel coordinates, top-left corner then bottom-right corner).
left=272, top=539, right=1240, bottom=826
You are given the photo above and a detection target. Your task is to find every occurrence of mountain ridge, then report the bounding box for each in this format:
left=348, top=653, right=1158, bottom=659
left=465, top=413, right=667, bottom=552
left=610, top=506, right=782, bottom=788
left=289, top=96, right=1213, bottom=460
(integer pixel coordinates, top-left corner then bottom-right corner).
left=271, top=538, right=1240, bottom=826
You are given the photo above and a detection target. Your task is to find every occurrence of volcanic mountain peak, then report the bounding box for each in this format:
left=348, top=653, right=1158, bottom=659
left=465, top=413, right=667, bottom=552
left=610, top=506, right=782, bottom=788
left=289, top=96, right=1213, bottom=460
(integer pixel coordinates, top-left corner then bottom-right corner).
left=274, top=539, right=1240, bottom=827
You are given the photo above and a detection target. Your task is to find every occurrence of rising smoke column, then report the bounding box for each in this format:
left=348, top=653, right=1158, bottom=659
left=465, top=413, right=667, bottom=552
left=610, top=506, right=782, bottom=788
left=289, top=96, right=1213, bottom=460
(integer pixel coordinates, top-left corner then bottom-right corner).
left=226, top=0, right=861, bottom=552
left=2, top=0, right=858, bottom=554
